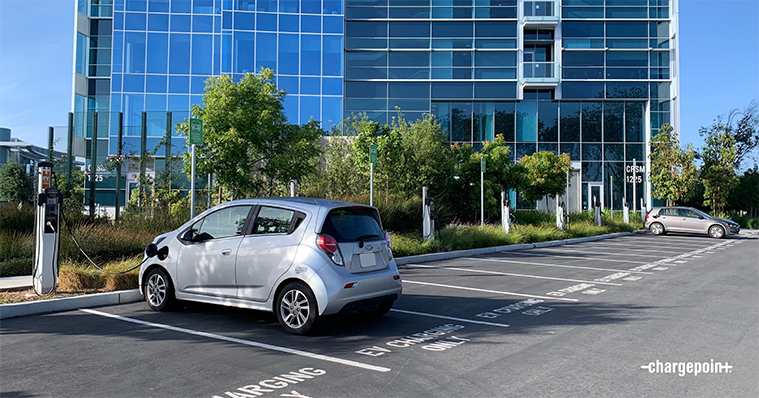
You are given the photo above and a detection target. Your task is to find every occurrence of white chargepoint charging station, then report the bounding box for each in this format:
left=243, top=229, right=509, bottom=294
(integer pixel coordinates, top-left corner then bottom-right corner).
left=623, top=199, right=630, bottom=224
left=556, top=197, right=565, bottom=231
left=593, top=196, right=602, bottom=226
left=32, top=161, right=61, bottom=295
left=501, top=191, right=511, bottom=233
left=640, top=198, right=647, bottom=224
left=422, top=185, right=434, bottom=240
left=289, top=177, right=298, bottom=197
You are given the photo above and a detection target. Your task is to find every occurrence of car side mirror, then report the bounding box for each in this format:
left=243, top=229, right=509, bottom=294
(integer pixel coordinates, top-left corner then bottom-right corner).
left=181, top=230, right=194, bottom=242
left=192, top=232, right=214, bottom=243
left=698, top=215, right=704, bottom=219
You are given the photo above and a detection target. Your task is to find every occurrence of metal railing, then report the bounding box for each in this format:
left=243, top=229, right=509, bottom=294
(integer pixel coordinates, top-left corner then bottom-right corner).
left=523, top=1, right=557, bottom=18
left=522, top=62, right=559, bottom=79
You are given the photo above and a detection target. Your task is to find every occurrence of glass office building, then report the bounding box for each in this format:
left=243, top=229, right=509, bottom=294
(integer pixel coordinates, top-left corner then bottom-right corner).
left=72, top=0, right=678, bottom=212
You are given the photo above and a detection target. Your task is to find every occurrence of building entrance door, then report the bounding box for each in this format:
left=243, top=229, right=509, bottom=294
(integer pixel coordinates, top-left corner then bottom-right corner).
left=588, top=183, right=604, bottom=209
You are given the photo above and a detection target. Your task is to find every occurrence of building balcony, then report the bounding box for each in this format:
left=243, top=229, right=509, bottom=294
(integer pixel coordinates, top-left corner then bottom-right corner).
left=521, top=1, right=559, bottom=27
left=521, top=62, right=560, bottom=87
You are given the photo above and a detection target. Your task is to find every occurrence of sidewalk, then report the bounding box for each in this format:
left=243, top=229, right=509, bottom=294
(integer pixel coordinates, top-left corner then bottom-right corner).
left=0, top=275, right=32, bottom=292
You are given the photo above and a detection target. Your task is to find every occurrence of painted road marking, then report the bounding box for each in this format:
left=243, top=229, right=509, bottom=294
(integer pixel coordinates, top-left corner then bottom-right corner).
left=402, top=280, right=579, bottom=302
left=674, top=260, right=687, bottom=264
left=535, top=247, right=667, bottom=259
left=466, top=257, right=655, bottom=274
left=577, top=241, right=702, bottom=250
left=79, top=309, right=391, bottom=373
left=569, top=244, right=686, bottom=254
left=652, top=267, right=669, bottom=270
left=390, top=309, right=510, bottom=328
left=405, top=263, right=623, bottom=286
left=508, top=252, right=647, bottom=264
left=623, top=276, right=643, bottom=281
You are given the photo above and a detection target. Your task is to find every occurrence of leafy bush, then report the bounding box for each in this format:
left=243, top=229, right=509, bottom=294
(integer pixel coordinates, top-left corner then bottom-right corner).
left=0, top=202, right=35, bottom=234
left=0, top=258, right=32, bottom=277
left=58, top=265, right=106, bottom=291
left=389, top=232, right=442, bottom=257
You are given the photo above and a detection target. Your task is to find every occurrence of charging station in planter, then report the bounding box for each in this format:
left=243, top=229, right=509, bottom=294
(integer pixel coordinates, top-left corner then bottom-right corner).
left=32, top=161, right=61, bottom=295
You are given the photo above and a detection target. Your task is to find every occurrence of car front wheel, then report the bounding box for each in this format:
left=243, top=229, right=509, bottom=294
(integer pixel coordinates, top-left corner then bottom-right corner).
left=709, top=225, right=725, bottom=239
left=276, top=282, right=319, bottom=335
left=145, top=267, right=176, bottom=311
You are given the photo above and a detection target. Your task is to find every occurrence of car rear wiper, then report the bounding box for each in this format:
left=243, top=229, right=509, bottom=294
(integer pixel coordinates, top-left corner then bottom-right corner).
left=356, top=234, right=380, bottom=248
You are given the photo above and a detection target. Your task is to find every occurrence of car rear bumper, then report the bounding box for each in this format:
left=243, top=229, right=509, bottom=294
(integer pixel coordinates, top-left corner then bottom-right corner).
left=315, top=262, right=402, bottom=315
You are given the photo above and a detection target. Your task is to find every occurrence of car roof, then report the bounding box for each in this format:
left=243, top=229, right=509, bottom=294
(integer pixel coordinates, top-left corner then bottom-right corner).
left=215, top=197, right=374, bottom=213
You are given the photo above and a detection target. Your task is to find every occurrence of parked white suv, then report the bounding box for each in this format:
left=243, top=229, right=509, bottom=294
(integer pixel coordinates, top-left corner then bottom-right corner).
left=139, top=198, right=402, bottom=334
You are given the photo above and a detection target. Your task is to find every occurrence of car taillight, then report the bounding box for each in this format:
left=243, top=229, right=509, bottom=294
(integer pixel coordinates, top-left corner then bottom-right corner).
left=384, top=231, right=392, bottom=248
left=645, top=215, right=650, bottom=221
left=317, top=234, right=338, bottom=254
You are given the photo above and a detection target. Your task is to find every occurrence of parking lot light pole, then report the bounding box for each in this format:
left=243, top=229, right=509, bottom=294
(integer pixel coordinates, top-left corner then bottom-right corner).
left=481, top=157, right=485, bottom=226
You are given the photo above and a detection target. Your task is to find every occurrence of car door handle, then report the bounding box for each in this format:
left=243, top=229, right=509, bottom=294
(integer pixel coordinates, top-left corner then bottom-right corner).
left=221, top=249, right=232, bottom=256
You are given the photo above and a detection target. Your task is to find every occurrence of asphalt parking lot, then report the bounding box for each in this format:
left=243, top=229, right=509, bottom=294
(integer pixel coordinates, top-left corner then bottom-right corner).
left=2, top=234, right=757, bottom=398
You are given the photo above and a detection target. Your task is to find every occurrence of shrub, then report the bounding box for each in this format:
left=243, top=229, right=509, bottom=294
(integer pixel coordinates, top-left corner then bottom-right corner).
left=0, top=258, right=32, bottom=277
left=58, top=265, right=106, bottom=291
left=0, top=202, right=35, bottom=234
left=0, top=231, right=33, bottom=262
left=389, top=232, right=442, bottom=257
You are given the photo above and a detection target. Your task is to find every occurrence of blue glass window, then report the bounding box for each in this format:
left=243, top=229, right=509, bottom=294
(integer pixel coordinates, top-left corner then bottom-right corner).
left=124, top=94, right=145, bottom=131
left=257, top=13, right=277, bottom=31
left=233, top=31, right=256, bottom=73
left=389, top=52, right=429, bottom=67
left=606, top=82, right=648, bottom=98
left=302, top=15, right=321, bottom=33
left=432, top=52, right=472, bottom=67
left=582, top=102, right=602, bottom=142
left=475, top=21, right=517, bottom=37
left=563, top=51, right=603, bottom=66
left=300, top=96, right=320, bottom=124
left=192, top=34, right=213, bottom=75
left=223, top=11, right=232, bottom=29
left=346, top=22, right=387, bottom=38
left=113, top=31, right=124, bottom=73
left=114, top=12, right=124, bottom=30
left=323, top=36, right=342, bottom=76
left=475, top=51, right=516, bottom=67
left=234, top=12, right=255, bottom=30
left=301, top=77, right=320, bottom=95
left=431, top=82, right=473, bottom=99
left=516, top=101, right=537, bottom=142
left=171, top=15, right=191, bottom=32
left=283, top=95, right=298, bottom=123
left=125, top=13, right=146, bottom=30
left=257, top=33, right=277, bottom=70
left=171, top=0, right=192, bottom=13
left=607, top=22, right=648, bottom=37
left=75, top=33, right=87, bottom=75
left=235, top=0, right=255, bottom=11
left=278, top=34, right=299, bottom=75
left=390, top=21, right=431, bottom=37
left=606, top=51, right=647, bottom=66
left=322, top=97, right=342, bottom=129
left=324, top=16, right=343, bottom=34
left=280, top=0, right=299, bottom=13
left=301, top=35, right=321, bottom=76
left=169, top=76, right=190, bottom=93
left=193, top=15, right=213, bottom=32
left=222, top=32, right=232, bottom=73
left=475, top=82, right=516, bottom=99
left=146, top=75, right=167, bottom=93
left=124, top=32, right=146, bottom=73
left=302, top=0, right=321, bottom=14
left=257, top=0, right=276, bottom=12
left=562, top=82, right=605, bottom=99
left=562, top=22, right=604, bottom=37
left=194, top=0, right=215, bottom=13
left=123, top=74, right=145, bottom=92
left=126, top=0, right=147, bottom=12
left=191, top=76, right=207, bottom=94
left=148, top=0, right=169, bottom=12
left=562, top=7, right=603, bottom=18
left=148, top=14, right=169, bottom=31
left=214, top=34, right=221, bottom=74
left=324, top=0, right=342, bottom=14
left=146, top=33, right=168, bottom=73
left=169, top=34, right=191, bottom=74
left=280, top=15, right=299, bottom=32
left=278, top=76, right=299, bottom=95
left=432, top=22, right=473, bottom=37
left=112, top=74, right=122, bottom=92
left=450, top=101, right=472, bottom=142
left=323, top=78, right=342, bottom=95
left=346, top=81, right=387, bottom=98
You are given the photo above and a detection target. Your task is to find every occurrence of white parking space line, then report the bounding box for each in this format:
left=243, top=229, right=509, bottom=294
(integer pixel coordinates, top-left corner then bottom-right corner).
left=535, top=247, right=666, bottom=259
left=616, top=237, right=712, bottom=247
left=405, top=263, right=623, bottom=286
left=80, top=309, right=391, bottom=373
left=402, top=280, right=580, bottom=302
left=511, top=252, right=648, bottom=264
left=464, top=257, right=655, bottom=274
left=390, top=309, right=510, bottom=328
left=568, top=244, right=685, bottom=254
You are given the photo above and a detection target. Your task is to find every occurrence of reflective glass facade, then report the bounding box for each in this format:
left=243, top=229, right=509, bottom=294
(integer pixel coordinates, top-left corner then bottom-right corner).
left=73, top=0, right=678, bottom=211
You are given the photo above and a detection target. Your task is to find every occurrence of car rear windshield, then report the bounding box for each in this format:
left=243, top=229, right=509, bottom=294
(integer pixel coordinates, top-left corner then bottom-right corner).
left=321, top=207, right=383, bottom=243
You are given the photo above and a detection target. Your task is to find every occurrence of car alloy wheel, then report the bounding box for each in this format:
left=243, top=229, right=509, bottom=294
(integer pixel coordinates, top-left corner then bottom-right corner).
left=709, top=225, right=725, bottom=239
left=280, top=289, right=310, bottom=329
left=276, top=282, right=318, bottom=334
left=650, top=222, right=664, bottom=235
left=146, top=273, right=166, bottom=307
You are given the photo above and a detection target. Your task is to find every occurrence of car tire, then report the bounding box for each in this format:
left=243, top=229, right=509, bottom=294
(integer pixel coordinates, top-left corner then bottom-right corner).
left=357, top=300, right=394, bottom=318
left=144, top=267, right=177, bottom=311
left=650, top=222, right=665, bottom=235
left=708, top=225, right=725, bottom=239
left=276, top=282, right=319, bottom=335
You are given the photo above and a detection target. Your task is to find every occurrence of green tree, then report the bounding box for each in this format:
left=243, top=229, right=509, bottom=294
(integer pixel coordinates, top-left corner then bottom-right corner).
left=518, top=151, right=573, bottom=209
left=648, top=123, right=698, bottom=206
left=728, top=166, right=759, bottom=217
left=699, top=100, right=758, bottom=169
left=353, top=112, right=455, bottom=199
left=0, top=159, right=34, bottom=202
left=450, top=135, right=522, bottom=221
left=177, top=70, right=323, bottom=199
left=701, top=129, right=739, bottom=215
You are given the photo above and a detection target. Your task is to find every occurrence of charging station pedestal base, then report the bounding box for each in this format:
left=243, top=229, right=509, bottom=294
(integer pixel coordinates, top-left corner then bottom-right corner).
left=32, top=161, right=61, bottom=294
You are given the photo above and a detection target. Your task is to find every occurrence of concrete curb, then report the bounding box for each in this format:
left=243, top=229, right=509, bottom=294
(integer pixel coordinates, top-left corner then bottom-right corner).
left=394, top=231, right=635, bottom=265
left=0, top=289, right=143, bottom=320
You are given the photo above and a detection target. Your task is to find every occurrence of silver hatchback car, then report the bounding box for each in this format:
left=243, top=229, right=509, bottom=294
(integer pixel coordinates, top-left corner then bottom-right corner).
left=139, top=198, right=402, bottom=334
left=645, top=206, right=740, bottom=239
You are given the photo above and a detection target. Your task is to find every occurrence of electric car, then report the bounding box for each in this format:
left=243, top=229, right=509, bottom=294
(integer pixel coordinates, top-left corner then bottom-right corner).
left=139, top=197, right=402, bottom=334
left=644, top=206, right=740, bottom=238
